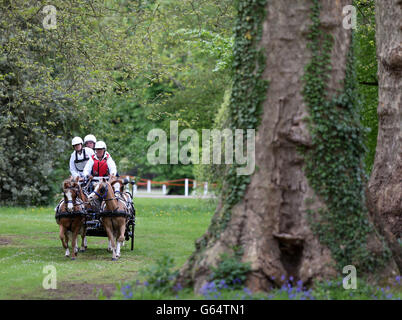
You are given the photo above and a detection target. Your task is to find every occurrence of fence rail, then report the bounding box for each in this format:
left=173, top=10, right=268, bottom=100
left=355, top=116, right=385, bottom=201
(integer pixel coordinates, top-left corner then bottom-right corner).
left=120, top=176, right=216, bottom=197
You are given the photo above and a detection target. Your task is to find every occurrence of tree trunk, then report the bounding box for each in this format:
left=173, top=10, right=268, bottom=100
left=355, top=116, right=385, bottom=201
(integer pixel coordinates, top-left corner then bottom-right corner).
left=366, top=0, right=402, bottom=271
left=178, top=0, right=399, bottom=293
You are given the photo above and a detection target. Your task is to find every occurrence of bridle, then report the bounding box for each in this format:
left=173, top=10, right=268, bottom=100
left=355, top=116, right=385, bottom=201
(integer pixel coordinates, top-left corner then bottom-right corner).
left=63, top=185, right=85, bottom=206
left=93, top=182, right=117, bottom=202
left=63, top=186, right=78, bottom=205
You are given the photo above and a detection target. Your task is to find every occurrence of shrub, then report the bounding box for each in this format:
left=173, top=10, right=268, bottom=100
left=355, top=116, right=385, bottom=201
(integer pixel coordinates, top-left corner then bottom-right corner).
left=209, top=252, right=251, bottom=290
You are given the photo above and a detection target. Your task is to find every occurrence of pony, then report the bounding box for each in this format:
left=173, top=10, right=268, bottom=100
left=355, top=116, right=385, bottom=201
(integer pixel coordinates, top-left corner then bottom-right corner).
left=88, top=177, right=130, bottom=260
left=56, top=176, right=87, bottom=260
left=110, top=176, right=133, bottom=206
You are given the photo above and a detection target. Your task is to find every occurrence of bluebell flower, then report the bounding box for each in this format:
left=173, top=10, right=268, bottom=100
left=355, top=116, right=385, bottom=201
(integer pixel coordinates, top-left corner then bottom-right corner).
left=243, top=287, right=252, bottom=296
left=173, top=283, right=183, bottom=293
left=121, top=284, right=133, bottom=299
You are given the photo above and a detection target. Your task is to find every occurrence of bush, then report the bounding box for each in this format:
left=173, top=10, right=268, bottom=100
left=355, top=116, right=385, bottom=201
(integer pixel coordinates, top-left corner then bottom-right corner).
left=138, top=254, right=178, bottom=294
left=209, top=252, right=251, bottom=290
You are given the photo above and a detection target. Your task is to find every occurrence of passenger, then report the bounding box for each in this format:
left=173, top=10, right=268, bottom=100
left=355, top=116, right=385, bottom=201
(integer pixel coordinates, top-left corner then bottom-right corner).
left=83, top=140, right=117, bottom=180
left=83, top=134, right=97, bottom=151
left=69, top=136, right=94, bottom=179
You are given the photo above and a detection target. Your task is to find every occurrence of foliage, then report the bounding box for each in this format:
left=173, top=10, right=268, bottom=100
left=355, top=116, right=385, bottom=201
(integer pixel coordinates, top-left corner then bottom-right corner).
left=138, top=254, right=178, bottom=294
left=208, top=251, right=251, bottom=290
left=354, top=0, right=378, bottom=173
left=73, top=1, right=235, bottom=184
left=117, top=273, right=402, bottom=300
left=204, top=0, right=268, bottom=241
left=1, top=0, right=236, bottom=204
left=301, top=0, right=390, bottom=273
left=193, top=85, right=232, bottom=189
left=0, top=0, right=142, bottom=204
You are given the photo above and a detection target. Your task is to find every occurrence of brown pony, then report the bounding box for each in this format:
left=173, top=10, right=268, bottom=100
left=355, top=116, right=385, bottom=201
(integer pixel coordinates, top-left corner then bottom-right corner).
left=110, top=176, right=133, bottom=204
left=56, top=176, right=87, bottom=260
left=88, top=177, right=130, bottom=261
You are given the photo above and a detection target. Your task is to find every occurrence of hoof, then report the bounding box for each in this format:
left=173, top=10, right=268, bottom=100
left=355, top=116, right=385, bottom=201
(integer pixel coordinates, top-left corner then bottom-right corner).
left=112, top=258, right=118, bottom=261
left=79, top=249, right=85, bottom=253
left=71, top=257, right=76, bottom=260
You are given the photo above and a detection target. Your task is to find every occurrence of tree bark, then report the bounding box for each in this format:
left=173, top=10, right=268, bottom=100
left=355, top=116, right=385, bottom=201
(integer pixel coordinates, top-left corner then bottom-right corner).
left=366, top=0, right=402, bottom=271
left=178, top=0, right=400, bottom=293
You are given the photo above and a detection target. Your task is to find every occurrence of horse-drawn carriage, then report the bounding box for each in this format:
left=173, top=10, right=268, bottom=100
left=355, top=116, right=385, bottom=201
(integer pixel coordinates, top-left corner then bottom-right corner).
left=55, top=175, right=136, bottom=260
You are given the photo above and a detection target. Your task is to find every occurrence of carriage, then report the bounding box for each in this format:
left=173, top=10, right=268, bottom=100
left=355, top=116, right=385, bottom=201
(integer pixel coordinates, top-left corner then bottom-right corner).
left=82, top=176, right=136, bottom=251
left=56, top=175, right=136, bottom=259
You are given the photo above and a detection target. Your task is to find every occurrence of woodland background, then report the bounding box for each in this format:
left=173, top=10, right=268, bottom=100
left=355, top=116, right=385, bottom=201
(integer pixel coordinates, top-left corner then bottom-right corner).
left=0, top=0, right=377, bottom=205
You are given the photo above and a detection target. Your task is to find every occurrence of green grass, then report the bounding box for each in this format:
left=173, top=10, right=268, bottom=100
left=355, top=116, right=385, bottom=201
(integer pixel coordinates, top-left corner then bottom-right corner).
left=1, top=199, right=400, bottom=300
left=0, top=198, right=216, bottom=299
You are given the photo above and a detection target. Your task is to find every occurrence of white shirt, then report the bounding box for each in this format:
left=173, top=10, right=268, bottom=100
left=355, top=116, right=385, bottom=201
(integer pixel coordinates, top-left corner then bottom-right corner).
left=83, top=151, right=117, bottom=178
left=69, top=147, right=95, bottom=178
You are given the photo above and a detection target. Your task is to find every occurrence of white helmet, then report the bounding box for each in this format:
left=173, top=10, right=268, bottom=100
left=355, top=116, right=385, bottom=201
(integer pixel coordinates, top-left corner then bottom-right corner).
left=84, top=134, right=97, bottom=144
left=71, top=136, right=83, bottom=146
left=95, top=141, right=107, bottom=150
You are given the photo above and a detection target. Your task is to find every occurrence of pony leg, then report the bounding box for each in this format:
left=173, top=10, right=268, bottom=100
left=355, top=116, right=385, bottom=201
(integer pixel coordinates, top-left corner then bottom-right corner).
left=80, top=226, right=87, bottom=252
left=71, top=231, right=79, bottom=260
left=103, top=218, right=117, bottom=261
left=79, top=236, right=86, bottom=252
left=116, top=222, right=126, bottom=258
left=116, top=242, right=121, bottom=258
left=59, top=226, right=70, bottom=257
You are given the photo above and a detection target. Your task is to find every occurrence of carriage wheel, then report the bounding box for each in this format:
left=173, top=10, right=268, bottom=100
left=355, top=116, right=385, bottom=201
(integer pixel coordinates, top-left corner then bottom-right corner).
left=130, top=218, right=135, bottom=251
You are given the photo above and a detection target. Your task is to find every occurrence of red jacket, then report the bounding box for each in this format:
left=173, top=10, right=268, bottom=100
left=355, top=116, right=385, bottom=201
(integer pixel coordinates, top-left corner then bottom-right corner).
left=91, top=154, right=109, bottom=177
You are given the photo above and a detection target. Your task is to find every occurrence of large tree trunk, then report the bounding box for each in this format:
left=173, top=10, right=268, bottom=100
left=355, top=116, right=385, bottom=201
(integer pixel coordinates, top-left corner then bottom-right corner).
left=178, top=0, right=399, bottom=293
left=366, top=0, right=402, bottom=271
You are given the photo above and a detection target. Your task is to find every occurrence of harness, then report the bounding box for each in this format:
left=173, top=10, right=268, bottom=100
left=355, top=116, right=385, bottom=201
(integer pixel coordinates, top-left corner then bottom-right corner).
left=55, top=186, right=87, bottom=220
left=92, top=184, right=132, bottom=218
left=74, top=149, right=89, bottom=172
left=55, top=198, right=86, bottom=219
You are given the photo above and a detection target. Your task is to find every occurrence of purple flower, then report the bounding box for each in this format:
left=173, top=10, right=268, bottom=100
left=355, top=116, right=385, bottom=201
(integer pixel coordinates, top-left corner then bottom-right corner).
left=173, top=283, right=183, bottom=293
left=243, top=287, right=252, bottom=296
left=218, top=279, right=228, bottom=289
left=121, top=284, right=133, bottom=299
left=281, top=274, right=286, bottom=281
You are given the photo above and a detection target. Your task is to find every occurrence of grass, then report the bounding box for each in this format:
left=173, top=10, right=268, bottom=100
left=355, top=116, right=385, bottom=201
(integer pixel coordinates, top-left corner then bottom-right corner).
left=1, top=198, right=401, bottom=300
left=0, top=198, right=216, bottom=299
